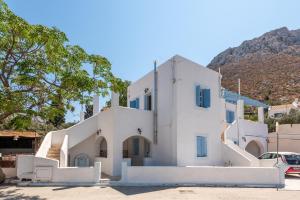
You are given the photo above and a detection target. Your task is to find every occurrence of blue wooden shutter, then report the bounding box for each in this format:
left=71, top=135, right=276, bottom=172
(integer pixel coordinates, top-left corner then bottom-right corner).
left=203, top=89, right=211, bottom=108
left=196, top=85, right=201, bottom=107
left=136, top=98, right=140, bottom=109
left=226, top=110, right=235, bottom=123
left=130, top=100, right=135, bottom=108
left=197, top=136, right=207, bottom=157
left=230, top=111, right=235, bottom=123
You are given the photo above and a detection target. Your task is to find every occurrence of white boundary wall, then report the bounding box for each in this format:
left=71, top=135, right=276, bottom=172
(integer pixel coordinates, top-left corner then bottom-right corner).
left=121, top=162, right=284, bottom=187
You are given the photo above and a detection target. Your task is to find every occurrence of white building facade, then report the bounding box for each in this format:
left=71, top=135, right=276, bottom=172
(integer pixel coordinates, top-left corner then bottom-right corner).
left=16, top=55, right=283, bottom=186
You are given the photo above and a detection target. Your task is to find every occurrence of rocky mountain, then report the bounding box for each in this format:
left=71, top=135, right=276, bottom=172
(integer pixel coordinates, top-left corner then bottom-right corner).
left=208, top=27, right=300, bottom=105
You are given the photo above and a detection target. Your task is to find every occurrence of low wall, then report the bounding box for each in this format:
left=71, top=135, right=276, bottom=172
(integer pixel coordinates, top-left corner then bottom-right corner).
left=16, top=155, right=34, bottom=179
left=33, top=158, right=101, bottom=183
left=2, top=167, right=17, bottom=178
left=52, top=163, right=101, bottom=182
left=121, top=163, right=284, bottom=187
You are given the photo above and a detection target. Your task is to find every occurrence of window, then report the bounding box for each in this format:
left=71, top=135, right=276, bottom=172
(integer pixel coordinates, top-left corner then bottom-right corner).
left=130, top=98, right=140, bottom=109
left=196, top=136, right=207, bottom=157
left=226, top=110, right=235, bottom=123
left=144, top=94, right=152, bottom=110
left=195, top=85, right=210, bottom=108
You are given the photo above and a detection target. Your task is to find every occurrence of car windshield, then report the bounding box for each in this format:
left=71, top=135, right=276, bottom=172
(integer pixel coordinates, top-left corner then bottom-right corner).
left=284, top=154, right=300, bottom=165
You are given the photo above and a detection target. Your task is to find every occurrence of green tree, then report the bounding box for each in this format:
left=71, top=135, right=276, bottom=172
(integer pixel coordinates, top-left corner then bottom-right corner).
left=105, top=80, right=131, bottom=107
left=0, top=0, right=119, bottom=128
left=84, top=104, right=93, bottom=119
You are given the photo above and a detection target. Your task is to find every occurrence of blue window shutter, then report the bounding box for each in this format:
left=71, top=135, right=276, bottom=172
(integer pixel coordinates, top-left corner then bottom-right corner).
left=230, top=111, right=235, bottom=123
left=203, top=89, right=211, bottom=108
left=196, top=85, right=201, bottom=106
left=136, top=98, right=140, bottom=109
left=226, top=110, right=235, bottom=123
left=130, top=100, right=135, bottom=108
left=197, top=136, right=207, bottom=157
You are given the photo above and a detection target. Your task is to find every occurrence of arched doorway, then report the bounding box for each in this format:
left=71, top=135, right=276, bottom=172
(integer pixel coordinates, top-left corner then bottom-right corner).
left=123, top=136, right=151, bottom=166
left=96, top=136, right=108, bottom=158
left=245, top=140, right=263, bottom=157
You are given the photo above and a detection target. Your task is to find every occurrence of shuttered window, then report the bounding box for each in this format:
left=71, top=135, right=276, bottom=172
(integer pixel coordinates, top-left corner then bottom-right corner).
left=196, top=85, right=211, bottom=108
left=197, top=136, right=207, bottom=157
left=130, top=98, right=140, bottom=109
left=226, top=110, right=235, bottom=123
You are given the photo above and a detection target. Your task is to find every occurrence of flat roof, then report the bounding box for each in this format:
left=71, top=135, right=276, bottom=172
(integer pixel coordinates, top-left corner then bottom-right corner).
left=0, top=130, right=40, bottom=138
left=223, top=89, right=269, bottom=108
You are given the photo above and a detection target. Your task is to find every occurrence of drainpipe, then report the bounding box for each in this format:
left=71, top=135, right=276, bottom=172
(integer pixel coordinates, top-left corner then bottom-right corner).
left=153, top=60, right=158, bottom=144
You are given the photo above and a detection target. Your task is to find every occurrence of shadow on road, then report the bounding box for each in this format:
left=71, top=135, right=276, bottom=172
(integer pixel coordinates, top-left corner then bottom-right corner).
left=0, top=185, right=46, bottom=200
left=111, top=186, right=175, bottom=195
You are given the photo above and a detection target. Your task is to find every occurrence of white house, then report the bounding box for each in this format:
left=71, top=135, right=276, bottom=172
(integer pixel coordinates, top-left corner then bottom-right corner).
left=268, top=99, right=299, bottom=119
left=16, top=55, right=283, bottom=186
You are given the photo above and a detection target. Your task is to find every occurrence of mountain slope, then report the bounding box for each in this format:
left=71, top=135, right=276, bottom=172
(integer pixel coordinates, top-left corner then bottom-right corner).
left=208, top=27, right=300, bottom=105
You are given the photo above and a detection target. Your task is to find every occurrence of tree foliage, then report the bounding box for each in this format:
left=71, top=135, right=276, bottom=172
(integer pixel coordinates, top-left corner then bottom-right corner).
left=0, top=1, right=120, bottom=128
left=84, top=104, right=93, bottom=120
left=265, top=109, right=300, bottom=132
left=105, top=80, right=131, bottom=107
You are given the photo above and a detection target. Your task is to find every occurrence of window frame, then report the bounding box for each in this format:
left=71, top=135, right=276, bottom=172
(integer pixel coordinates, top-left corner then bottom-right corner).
left=196, top=135, right=208, bottom=158
left=194, top=83, right=211, bottom=109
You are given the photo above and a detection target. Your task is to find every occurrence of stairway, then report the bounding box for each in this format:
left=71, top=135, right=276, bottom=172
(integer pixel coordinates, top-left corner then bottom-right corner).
left=46, top=144, right=61, bottom=160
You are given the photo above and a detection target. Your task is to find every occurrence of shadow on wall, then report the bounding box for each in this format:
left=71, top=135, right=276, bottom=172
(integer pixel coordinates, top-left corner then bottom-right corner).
left=0, top=186, right=46, bottom=200
left=111, top=186, right=175, bottom=195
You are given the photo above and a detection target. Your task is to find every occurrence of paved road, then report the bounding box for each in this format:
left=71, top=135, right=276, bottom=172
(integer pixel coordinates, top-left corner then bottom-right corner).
left=0, top=176, right=299, bottom=200
left=284, top=174, right=300, bottom=191
left=0, top=185, right=299, bottom=200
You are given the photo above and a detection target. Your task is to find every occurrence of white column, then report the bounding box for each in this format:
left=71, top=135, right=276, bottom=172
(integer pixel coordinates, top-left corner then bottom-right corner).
left=93, top=95, right=100, bottom=115
left=80, top=111, right=85, bottom=122
left=237, top=99, right=244, bottom=120
left=258, top=107, right=264, bottom=123
left=111, top=92, right=119, bottom=107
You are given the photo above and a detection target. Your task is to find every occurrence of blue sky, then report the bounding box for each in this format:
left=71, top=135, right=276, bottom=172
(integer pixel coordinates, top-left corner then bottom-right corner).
left=5, top=0, right=300, bottom=122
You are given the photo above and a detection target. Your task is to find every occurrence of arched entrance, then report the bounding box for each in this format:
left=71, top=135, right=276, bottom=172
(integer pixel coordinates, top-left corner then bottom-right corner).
left=96, top=136, right=108, bottom=158
left=245, top=140, right=263, bottom=157
left=123, top=136, right=151, bottom=166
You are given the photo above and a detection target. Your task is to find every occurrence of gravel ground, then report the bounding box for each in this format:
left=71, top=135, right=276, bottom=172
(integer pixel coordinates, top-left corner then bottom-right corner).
left=0, top=176, right=299, bottom=200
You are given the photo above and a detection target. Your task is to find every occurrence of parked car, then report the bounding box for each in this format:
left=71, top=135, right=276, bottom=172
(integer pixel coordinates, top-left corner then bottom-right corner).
left=258, top=152, right=300, bottom=174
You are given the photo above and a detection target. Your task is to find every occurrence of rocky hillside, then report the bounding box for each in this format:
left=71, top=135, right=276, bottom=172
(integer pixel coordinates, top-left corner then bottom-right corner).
left=208, top=27, right=300, bottom=105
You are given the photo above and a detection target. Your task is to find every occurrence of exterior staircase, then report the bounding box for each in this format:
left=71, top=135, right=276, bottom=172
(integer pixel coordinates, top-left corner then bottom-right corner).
left=46, top=144, right=61, bottom=160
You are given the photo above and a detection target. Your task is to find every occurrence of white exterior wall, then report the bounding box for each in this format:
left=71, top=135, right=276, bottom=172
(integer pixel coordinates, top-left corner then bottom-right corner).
left=112, top=106, right=153, bottom=176
left=175, top=56, right=223, bottom=166
left=128, top=59, right=176, bottom=165
left=121, top=164, right=284, bottom=187
left=268, top=124, right=300, bottom=153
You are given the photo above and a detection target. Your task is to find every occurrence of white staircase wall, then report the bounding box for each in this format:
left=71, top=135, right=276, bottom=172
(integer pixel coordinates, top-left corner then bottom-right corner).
left=60, top=135, right=69, bottom=167
left=222, top=140, right=260, bottom=166
left=67, top=114, right=99, bottom=148
left=35, top=132, right=53, bottom=158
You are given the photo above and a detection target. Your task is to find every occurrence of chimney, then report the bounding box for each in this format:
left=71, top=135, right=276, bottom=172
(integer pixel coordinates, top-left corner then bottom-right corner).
left=258, top=107, right=264, bottom=123
left=93, top=95, right=100, bottom=115
left=111, top=92, right=120, bottom=107
left=237, top=99, right=244, bottom=120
